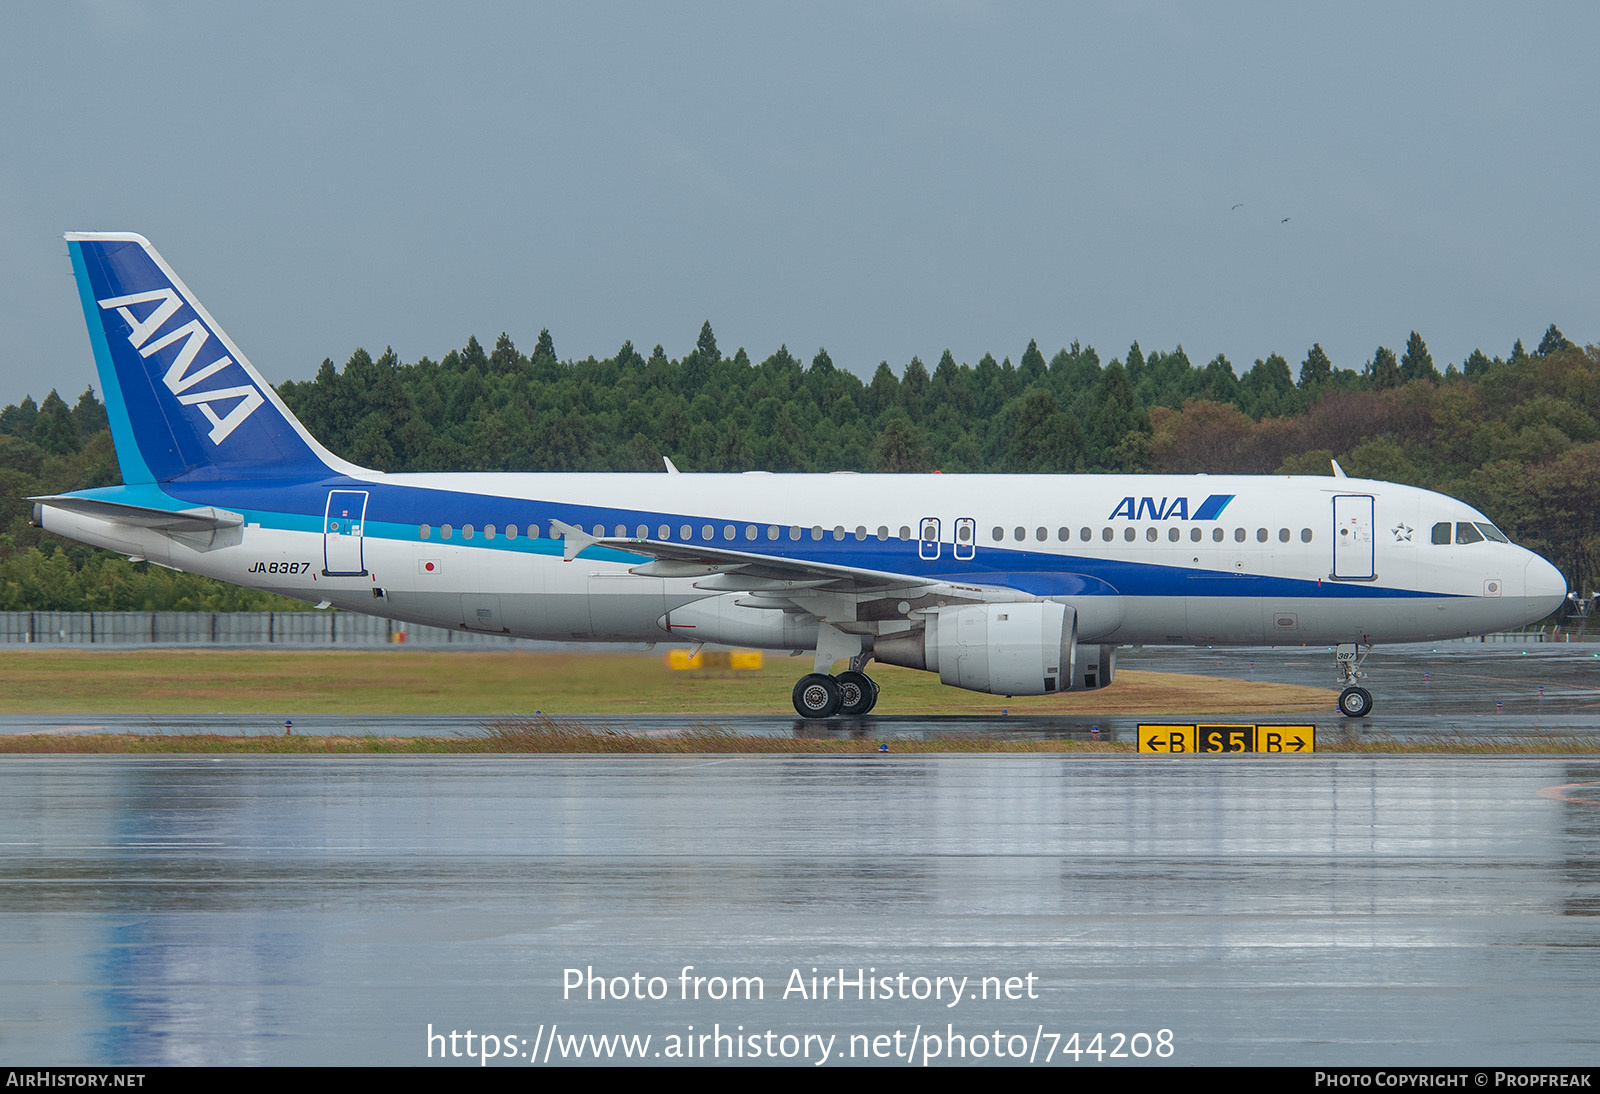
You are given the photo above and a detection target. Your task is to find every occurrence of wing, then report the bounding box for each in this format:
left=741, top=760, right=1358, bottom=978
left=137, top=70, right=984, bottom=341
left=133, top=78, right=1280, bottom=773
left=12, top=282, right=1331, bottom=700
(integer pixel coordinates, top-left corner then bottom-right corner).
left=559, top=524, right=1031, bottom=617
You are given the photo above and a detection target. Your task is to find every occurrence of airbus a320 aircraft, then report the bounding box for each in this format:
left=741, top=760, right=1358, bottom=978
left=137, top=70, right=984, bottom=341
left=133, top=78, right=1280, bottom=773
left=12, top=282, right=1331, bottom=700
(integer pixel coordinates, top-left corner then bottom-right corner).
left=33, top=234, right=1567, bottom=718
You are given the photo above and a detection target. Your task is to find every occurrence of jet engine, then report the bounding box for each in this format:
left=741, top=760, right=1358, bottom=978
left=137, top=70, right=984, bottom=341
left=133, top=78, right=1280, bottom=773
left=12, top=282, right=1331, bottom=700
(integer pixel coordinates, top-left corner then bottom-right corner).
left=876, top=601, right=1078, bottom=696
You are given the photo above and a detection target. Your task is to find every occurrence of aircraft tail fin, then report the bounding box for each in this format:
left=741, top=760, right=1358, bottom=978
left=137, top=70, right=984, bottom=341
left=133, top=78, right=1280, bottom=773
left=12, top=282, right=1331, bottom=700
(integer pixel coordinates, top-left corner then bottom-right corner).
left=65, top=232, right=361, bottom=484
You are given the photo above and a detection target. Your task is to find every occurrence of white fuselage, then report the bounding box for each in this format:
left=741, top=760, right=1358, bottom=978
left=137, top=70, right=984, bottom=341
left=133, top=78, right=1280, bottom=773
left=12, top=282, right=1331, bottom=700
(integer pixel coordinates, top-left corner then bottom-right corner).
left=40, top=471, right=1567, bottom=649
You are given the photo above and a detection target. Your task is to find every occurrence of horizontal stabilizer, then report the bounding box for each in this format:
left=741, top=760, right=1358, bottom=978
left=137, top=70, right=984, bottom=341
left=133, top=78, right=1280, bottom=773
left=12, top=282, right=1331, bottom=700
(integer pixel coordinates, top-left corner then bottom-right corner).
left=32, top=494, right=243, bottom=533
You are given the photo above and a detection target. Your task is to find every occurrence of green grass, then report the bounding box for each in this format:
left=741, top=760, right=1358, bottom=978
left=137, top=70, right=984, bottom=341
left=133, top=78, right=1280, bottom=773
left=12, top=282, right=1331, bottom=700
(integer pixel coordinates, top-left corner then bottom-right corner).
left=0, top=648, right=1336, bottom=716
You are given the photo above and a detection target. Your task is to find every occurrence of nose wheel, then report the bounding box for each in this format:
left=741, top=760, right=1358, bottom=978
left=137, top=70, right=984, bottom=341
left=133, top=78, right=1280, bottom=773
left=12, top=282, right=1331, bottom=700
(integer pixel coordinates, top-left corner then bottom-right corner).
left=1334, top=643, right=1375, bottom=718
left=1338, top=686, right=1374, bottom=718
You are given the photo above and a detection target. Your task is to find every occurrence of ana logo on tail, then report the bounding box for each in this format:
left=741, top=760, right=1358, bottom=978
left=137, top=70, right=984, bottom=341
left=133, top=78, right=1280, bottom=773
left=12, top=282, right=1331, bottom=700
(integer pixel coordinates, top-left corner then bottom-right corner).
left=97, top=287, right=264, bottom=444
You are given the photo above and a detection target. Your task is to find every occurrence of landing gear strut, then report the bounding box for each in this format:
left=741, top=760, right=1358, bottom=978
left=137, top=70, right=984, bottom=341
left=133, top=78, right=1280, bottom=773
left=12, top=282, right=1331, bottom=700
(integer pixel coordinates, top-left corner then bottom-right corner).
left=1335, top=643, right=1374, bottom=718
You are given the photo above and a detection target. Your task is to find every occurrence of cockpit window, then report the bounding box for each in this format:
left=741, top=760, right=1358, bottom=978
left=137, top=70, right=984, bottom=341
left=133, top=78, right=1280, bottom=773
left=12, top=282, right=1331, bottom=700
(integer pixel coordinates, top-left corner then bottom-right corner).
left=1455, top=522, right=1485, bottom=545
left=1475, top=522, right=1509, bottom=544
left=1431, top=522, right=1451, bottom=545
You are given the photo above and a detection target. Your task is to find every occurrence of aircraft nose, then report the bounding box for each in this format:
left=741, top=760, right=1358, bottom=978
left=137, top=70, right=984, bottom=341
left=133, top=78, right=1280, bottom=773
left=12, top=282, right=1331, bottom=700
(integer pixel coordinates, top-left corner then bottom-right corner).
left=1524, top=553, right=1567, bottom=620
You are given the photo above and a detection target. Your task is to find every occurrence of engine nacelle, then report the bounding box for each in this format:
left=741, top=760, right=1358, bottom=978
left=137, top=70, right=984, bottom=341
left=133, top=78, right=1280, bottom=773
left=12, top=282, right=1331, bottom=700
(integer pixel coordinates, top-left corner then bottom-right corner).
left=877, top=602, right=1077, bottom=696
left=658, top=593, right=819, bottom=650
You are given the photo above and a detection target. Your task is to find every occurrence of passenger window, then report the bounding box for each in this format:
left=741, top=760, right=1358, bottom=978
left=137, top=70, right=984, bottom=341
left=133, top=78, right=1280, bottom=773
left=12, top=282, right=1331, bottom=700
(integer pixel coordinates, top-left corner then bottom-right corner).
left=1102, top=528, right=1113, bottom=542
left=1145, top=527, right=1157, bottom=542
left=956, top=524, right=971, bottom=543
left=992, top=526, right=1004, bottom=542
left=442, top=524, right=453, bottom=540
left=1234, top=528, right=1246, bottom=543
left=659, top=525, right=671, bottom=539
left=1014, top=527, right=1025, bottom=541
left=463, top=525, right=475, bottom=540
left=724, top=525, right=736, bottom=540
left=745, top=525, right=757, bottom=540
left=505, top=525, right=517, bottom=541
left=876, top=526, right=888, bottom=541
left=682, top=525, right=694, bottom=540
left=1058, top=528, right=1070, bottom=541
left=1124, top=527, right=1136, bottom=542
left=702, top=525, right=714, bottom=540
left=791, top=526, right=803, bottom=540
left=1036, top=527, right=1047, bottom=542
left=637, top=525, right=649, bottom=539
left=1213, top=527, right=1224, bottom=543
left=1080, top=527, right=1091, bottom=542
left=1301, top=528, right=1312, bottom=543
left=898, top=526, right=910, bottom=540
left=485, top=525, right=496, bottom=540
left=1190, top=528, right=1201, bottom=542
left=854, top=526, right=867, bottom=541
left=811, top=526, right=823, bottom=541
left=1169, top=527, right=1181, bottom=542
left=1278, top=528, right=1289, bottom=543
left=1256, top=528, right=1268, bottom=543
left=419, top=525, right=431, bottom=540
left=593, top=524, right=605, bottom=537
left=1456, top=522, right=1485, bottom=544
left=528, top=524, right=540, bottom=539
left=833, top=526, right=846, bottom=541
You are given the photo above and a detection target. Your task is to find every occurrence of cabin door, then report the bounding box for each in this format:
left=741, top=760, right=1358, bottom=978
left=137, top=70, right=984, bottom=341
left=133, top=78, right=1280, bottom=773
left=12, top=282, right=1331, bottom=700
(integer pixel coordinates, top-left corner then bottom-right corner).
left=1331, top=494, right=1375, bottom=579
left=323, top=490, right=369, bottom=576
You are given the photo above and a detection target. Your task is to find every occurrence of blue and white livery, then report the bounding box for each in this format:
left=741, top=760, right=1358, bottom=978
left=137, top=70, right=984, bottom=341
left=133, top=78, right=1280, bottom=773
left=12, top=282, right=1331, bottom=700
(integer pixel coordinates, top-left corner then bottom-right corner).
left=35, top=233, right=1567, bottom=717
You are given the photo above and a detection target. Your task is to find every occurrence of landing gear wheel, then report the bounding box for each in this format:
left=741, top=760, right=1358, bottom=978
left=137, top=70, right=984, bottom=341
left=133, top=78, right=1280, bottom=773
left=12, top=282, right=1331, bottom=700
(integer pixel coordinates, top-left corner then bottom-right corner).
left=836, top=671, right=879, bottom=716
left=793, top=673, right=842, bottom=718
left=1338, top=686, right=1374, bottom=718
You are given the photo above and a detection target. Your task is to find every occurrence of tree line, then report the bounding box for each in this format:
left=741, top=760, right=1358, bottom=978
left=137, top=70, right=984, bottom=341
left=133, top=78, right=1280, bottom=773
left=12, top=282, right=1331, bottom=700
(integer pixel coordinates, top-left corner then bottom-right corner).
left=1, top=321, right=1595, bottom=609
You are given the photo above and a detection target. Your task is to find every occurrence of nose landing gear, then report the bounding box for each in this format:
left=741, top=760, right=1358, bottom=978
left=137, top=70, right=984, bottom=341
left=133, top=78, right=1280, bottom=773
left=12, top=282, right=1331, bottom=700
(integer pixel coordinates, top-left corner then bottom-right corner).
left=1335, top=643, right=1374, bottom=718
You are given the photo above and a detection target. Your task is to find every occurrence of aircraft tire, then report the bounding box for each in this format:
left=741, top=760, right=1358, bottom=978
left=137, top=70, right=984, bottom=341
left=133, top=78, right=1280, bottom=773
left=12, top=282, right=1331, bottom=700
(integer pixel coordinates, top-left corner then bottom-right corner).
left=793, top=673, right=843, bottom=718
left=1338, top=686, right=1374, bottom=718
left=836, top=671, right=878, bottom=716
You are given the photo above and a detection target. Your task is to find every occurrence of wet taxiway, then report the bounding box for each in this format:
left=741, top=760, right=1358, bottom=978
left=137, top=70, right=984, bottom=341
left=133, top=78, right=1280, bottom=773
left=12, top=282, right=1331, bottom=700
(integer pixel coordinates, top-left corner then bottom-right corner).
left=4, top=758, right=1600, bottom=1065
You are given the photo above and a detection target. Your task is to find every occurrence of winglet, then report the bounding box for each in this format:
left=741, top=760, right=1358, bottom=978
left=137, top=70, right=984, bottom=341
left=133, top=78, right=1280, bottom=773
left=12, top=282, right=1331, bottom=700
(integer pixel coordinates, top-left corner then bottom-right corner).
left=1330, top=459, right=1348, bottom=479
left=663, top=456, right=681, bottom=474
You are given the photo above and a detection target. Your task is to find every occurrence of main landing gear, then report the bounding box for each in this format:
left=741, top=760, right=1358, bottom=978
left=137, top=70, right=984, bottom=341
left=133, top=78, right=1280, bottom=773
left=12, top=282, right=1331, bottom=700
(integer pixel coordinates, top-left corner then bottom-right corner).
left=1335, top=643, right=1374, bottom=718
left=792, top=669, right=880, bottom=718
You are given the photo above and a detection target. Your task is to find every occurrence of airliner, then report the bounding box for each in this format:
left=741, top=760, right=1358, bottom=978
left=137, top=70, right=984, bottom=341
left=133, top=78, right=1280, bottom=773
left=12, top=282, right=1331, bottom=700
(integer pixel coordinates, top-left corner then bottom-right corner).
left=32, top=233, right=1567, bottom=718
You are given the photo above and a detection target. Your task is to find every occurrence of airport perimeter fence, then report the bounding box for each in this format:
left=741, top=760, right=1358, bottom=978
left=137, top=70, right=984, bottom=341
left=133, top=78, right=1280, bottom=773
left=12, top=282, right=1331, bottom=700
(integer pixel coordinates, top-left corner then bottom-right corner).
left=0, top=611, right=518, bottom=647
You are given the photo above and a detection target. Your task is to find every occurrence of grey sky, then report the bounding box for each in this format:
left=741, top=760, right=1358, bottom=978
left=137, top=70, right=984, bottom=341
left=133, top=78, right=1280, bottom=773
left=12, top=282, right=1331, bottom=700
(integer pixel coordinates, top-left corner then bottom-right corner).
left=2, top=1, right=1595, bottom=410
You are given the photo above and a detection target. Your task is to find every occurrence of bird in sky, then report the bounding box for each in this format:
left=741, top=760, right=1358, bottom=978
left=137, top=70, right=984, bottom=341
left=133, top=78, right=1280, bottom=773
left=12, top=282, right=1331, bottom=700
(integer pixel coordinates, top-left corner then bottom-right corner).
left=1231, top=203, right=1244, bottom=210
